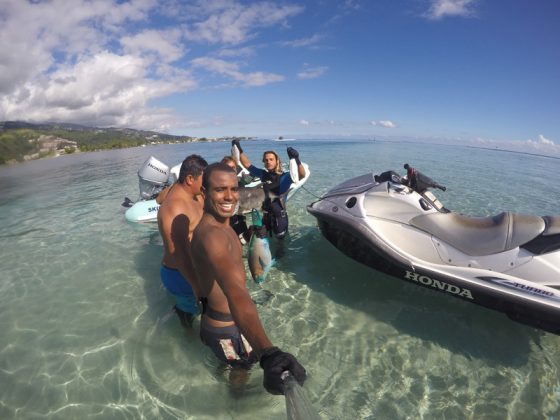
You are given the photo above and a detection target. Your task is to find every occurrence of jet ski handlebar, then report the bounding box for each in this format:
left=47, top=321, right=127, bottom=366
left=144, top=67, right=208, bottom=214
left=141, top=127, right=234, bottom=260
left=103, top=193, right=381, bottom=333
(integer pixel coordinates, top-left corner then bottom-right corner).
left=403, top=163, right=446, bottom=193
left=373, top=165, right=447, bottom=194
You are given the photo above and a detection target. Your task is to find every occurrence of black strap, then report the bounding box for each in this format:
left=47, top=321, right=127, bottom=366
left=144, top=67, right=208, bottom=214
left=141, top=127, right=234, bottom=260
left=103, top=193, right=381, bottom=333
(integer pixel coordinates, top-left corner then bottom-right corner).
left=199, top=297, right=234, bottom=322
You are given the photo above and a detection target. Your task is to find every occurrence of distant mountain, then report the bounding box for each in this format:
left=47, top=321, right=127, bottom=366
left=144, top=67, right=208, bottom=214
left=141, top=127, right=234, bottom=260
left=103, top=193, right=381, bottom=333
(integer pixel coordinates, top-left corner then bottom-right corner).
left=0, top=121, right=195, bottom=164
left=0, top=121, right=189, bottom=140
left=0, top=121, right=93, bottom=131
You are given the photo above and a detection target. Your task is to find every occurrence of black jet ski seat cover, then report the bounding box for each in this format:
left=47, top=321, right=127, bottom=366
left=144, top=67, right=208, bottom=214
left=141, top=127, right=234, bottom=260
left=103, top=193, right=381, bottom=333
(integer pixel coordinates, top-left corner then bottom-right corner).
left=542, top=216, right=560, bottom=236
left=410, top=211, right=546, bottom=256
left=521, top=216, right=560, bottom=255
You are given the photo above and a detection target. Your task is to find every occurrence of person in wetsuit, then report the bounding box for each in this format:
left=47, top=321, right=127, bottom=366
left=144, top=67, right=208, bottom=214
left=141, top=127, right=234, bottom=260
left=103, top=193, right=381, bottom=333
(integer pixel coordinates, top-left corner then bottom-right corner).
left=191, top=162, right=306, bottom=393
left=157, top=154, right=208, bottom=327
left=231, top=139, right=305, bottom=238
left=232, top=139, right=305, bottom=195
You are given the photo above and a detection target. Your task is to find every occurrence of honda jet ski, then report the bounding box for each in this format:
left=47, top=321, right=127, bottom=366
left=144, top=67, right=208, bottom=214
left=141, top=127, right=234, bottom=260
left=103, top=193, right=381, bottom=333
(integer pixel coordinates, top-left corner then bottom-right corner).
left=307, top=165, right=560, bottom=334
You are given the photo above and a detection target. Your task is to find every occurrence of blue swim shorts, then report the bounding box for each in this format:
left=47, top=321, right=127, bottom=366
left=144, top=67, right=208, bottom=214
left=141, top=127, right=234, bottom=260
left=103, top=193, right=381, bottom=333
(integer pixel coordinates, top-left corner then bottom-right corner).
left=160, top=265, right=200, bottom=315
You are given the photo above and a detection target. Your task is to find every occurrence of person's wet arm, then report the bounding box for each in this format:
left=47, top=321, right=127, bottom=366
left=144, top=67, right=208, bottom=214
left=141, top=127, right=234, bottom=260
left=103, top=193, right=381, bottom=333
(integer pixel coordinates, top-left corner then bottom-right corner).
left=170, top=211, right=201, bottom=297
left=204, top=231, right=273, bottom=352
left=203, top=227, right=307, bottom=395
left=297, top=162, right=305, bottom=179
left=239, top=152, right=252, bottom=169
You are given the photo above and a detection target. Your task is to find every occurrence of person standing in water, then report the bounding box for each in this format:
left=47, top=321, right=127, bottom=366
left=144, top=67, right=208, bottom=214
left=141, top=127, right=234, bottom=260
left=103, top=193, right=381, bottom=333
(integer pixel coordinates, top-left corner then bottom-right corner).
left=231, top=139, right=305, bottom=195
left=157, top=154, right=208, bottom=327
left=231, top=139, right=305, bottom=238
left=191, top=162, right=306, bottom=394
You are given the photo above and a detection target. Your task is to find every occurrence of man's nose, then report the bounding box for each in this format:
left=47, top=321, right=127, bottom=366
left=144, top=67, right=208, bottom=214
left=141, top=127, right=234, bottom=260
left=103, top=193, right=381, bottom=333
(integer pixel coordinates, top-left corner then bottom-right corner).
left=223, top=189, right=234, bottom=200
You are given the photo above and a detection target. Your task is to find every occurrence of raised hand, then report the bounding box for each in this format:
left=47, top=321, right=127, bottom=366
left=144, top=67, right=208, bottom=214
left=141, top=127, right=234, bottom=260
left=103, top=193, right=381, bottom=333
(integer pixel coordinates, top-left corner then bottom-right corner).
left=232, top=138, right=243, bottom=153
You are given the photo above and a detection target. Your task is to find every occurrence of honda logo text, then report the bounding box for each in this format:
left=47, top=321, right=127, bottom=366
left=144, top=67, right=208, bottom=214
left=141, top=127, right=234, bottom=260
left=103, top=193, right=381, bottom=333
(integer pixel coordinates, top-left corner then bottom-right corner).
left=404, top=271, right=474, bottom=300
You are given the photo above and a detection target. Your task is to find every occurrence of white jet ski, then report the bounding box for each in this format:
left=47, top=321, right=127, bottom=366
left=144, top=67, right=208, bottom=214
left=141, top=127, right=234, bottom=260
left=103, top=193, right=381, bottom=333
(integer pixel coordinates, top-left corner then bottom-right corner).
left=307, top=165, right=560, bottom=334
left=123, top=156, right=310, bottom=223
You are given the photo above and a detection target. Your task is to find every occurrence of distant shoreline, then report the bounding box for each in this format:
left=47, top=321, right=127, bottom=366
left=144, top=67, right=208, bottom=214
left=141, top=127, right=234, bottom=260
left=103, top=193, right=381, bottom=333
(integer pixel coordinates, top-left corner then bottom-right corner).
left=465, top=144, right=560, bottom=161
left=370, top=138, right=560, bottom=161
left=0, top=138, right=229, bottom=166
left=4, top=135, right=559, bottom=165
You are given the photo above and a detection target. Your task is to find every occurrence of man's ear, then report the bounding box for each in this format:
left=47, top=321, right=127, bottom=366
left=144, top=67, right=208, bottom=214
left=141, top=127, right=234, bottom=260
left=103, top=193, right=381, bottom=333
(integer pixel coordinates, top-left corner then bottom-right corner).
left=185, top=174, right=194, bottom=185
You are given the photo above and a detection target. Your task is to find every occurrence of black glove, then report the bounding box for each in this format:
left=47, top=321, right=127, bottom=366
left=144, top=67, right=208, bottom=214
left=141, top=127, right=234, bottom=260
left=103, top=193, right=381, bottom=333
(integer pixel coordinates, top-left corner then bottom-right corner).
left=232, top=138, right=243, bottom=153
left=286, top=147, right=301, bottom=165
left=260, top=347, right=307, bottom=395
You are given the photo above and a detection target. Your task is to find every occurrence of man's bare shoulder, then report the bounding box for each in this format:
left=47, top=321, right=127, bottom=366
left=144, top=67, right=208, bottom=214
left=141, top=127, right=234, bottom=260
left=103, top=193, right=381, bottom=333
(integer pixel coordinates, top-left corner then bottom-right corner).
left=195, top=222, right=230, bottom=242
left=194, top=222, right=236, bottom=253
left=159, top=189, right=199, bottom=217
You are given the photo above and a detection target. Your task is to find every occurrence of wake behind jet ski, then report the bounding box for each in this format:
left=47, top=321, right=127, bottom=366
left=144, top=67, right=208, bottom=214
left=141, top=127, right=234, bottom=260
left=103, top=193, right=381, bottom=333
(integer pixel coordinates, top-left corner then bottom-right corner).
left=307, top=164, right=560, bottom=335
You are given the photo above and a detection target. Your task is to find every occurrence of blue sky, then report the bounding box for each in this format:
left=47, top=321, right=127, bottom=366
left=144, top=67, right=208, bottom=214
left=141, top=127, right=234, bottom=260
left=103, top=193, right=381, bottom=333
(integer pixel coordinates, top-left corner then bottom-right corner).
left=1, top=0, right=559, bottom=155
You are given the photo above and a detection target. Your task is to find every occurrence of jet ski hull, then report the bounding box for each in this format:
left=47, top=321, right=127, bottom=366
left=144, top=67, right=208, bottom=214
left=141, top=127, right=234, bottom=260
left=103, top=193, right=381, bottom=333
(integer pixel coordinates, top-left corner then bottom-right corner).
left=307, top=172, right=560, bottom=334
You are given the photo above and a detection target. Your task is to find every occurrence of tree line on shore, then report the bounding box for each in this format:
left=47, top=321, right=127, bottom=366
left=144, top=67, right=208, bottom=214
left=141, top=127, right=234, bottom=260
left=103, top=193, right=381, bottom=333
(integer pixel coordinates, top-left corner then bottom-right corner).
left=0, top=122, right=199, bottom=164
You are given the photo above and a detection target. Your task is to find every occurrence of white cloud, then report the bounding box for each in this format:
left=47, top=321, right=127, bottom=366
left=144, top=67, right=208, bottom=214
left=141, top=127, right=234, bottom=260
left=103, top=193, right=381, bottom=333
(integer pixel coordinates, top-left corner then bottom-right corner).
left=424, top=0, right=477, bottom=20
left=0, top=0, right=181, bottom=128
left=299, top=119, right=310, bottom=125
left=120, top=29, right=186, bottom=63
left=191, top=57, right=284, bottom=86
left=183, top=1, right=304, bottom=45
left=537, top=134, right=554, bottom=146
left=216, top=46, right=256, bottom=58
left=0, top=0, right=298, bottom=130
left=0, top=51, right=195, bottom=128
left=470, top=134, right=559, bottom=157
left=342, top=0, right=361, bottom=11
left=524, top=134, right=558, bottom=153
left=371, top=120, right=396, bottom=128
left=297, top=65, right=328, bottom=80
left=281, top=34, right=325, bottom=48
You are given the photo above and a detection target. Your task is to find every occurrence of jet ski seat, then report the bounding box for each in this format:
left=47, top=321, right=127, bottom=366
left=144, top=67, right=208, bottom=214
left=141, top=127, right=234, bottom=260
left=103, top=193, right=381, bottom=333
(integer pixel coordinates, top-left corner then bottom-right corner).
left=521, top=216, right=560, bottom=255
left=543, top=216, right=560, bottom=236
left=410, top=211, right=546, bottom=256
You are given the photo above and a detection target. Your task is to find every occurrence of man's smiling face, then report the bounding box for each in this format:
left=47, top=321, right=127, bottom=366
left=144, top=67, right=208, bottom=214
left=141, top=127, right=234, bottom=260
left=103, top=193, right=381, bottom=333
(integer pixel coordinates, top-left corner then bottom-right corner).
left=204, top=169, right=239, bottom=220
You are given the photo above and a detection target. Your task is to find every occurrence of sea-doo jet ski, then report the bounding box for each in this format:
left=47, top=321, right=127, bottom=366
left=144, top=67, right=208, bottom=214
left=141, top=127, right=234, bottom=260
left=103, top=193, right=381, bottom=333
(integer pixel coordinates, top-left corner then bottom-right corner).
left=307, top=164, right=560, bottom=334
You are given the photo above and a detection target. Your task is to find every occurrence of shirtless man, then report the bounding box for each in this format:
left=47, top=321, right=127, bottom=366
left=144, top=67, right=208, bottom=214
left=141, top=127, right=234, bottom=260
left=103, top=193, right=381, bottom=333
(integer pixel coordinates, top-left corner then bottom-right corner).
left=191, top=162, right=306, bottom=394
left=157, top=154, right=208, bottom=327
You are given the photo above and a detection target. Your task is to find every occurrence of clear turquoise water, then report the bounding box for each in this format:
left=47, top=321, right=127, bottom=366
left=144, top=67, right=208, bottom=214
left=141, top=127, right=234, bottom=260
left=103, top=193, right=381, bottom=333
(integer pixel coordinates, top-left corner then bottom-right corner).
left=1, top=140, right=559, bottom=419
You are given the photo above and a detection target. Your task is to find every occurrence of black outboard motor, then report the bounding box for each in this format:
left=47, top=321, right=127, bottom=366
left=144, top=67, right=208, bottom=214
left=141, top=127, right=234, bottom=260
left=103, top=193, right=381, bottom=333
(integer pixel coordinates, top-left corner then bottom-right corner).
left=404, top=163, right=446, bottom=193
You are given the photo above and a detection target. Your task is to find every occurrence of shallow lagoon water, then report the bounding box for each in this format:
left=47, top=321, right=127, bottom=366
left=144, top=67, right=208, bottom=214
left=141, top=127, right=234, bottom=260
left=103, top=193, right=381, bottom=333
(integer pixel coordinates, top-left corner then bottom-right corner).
left=0, top=140, right=559, bottom=419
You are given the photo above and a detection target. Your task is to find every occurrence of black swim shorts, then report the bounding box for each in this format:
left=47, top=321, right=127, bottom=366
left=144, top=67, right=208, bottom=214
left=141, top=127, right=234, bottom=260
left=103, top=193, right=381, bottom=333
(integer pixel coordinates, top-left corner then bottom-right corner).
left=200, top=323, right=257, bottom=368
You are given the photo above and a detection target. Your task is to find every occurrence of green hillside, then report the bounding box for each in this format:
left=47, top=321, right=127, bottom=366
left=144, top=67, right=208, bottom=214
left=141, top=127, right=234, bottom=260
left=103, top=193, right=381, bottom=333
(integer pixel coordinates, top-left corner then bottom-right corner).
left=0, top=121, right=197, bottom=164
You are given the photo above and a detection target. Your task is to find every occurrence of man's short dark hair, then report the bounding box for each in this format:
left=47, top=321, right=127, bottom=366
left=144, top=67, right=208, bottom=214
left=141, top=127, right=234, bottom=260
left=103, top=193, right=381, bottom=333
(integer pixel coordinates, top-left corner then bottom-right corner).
left=178, top=154, right=208, bottom=183
left=202, top=162, right=236, bottom=190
